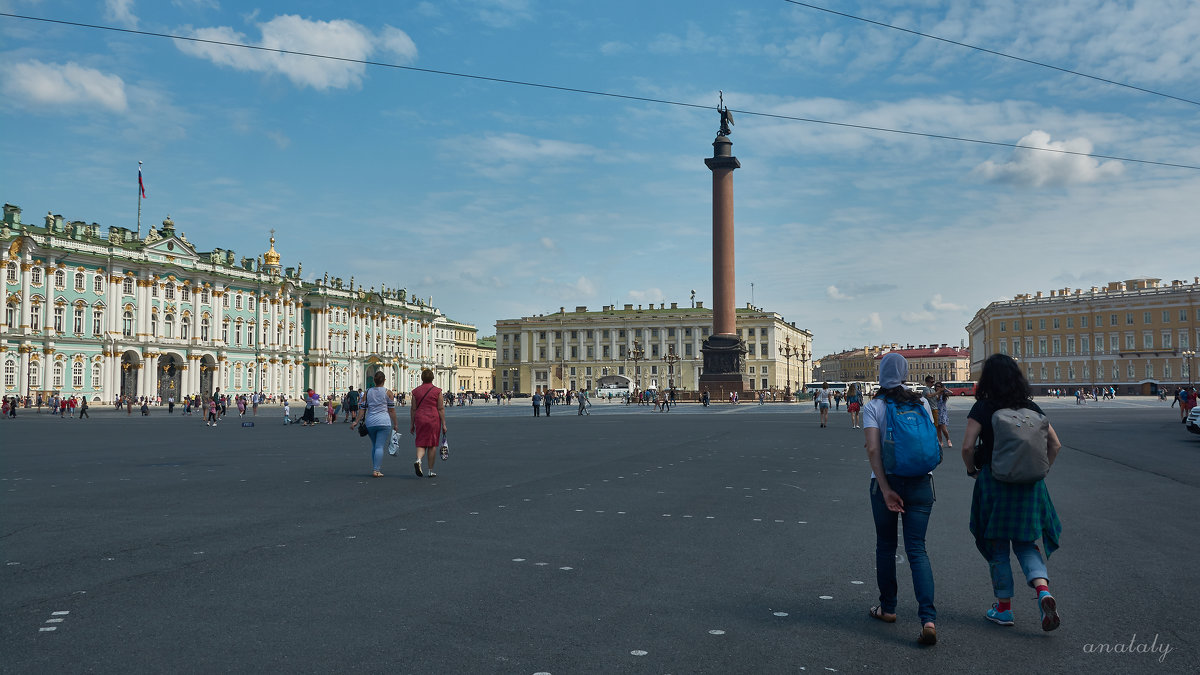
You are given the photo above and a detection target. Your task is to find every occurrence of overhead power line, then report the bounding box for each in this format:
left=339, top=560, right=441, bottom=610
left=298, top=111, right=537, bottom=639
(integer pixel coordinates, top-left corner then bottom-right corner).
left=2, top=12, right=1198, bottom=171
left=780, top=0, right=1200, bottom=107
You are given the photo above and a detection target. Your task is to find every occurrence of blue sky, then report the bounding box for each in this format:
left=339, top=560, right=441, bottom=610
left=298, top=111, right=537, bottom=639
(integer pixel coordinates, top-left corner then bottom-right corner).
left=2, top=0, right=1198, bottom=358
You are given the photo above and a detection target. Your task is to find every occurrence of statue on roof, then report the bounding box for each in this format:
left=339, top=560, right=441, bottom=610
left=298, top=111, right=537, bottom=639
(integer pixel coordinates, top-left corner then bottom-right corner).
left=718, top=90, right=734, bottom=136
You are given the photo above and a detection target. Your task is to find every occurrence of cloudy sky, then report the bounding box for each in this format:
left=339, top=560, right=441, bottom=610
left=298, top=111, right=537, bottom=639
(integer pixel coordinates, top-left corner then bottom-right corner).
left=2, top=0, right=1197, bottom=358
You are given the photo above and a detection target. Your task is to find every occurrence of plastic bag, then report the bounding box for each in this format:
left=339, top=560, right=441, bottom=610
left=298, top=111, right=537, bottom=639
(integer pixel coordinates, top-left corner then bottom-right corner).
left=387, top=430, right=402, bottom=456
left=439, top=432, right=449, bottom=461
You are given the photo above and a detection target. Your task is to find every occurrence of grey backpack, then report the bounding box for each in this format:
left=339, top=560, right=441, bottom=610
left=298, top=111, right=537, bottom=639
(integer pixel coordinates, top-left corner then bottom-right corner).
left=990, top=407, right=1050, bottom=483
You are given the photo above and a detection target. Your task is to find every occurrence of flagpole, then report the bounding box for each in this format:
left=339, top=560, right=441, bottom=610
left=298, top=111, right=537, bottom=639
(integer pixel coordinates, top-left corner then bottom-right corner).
left=137, top=160, right=143, bottom=239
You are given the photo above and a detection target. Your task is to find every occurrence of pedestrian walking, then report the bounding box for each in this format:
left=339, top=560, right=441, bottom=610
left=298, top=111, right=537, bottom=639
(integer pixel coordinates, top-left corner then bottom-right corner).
left=79, top=397, right=89, bottom=419
left=961, top=353, right=1062, bottom=632
left=410, top=369, right=446, bottom=478
left=577, top=389, right=591, bottom=415
left=816, top=382, right=831, bottom=427
left=206, top=396, right=218, bottom=426
left=532, top=391, right=542, bottom=417
left=846, top=383, right=863, bottom=429
left=934, top=382, right=952, bottom=447
left=863, top=352, right=940, bottom=646
left=359, top=371, right=398, bottom=478
left=282, top=396, right=291, bottom=424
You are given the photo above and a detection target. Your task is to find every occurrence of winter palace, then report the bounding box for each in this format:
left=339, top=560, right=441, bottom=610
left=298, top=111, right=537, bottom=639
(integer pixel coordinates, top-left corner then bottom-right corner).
left=1, top=203, right=482, bottom=403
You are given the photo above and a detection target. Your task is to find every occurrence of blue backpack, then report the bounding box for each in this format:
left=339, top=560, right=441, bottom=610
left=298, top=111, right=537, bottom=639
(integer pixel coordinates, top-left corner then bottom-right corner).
left=881, top=399, right=942, bottom=476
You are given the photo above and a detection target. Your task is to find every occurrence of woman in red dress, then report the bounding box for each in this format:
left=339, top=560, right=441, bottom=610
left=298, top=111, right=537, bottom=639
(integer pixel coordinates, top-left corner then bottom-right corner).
left=410, top=369, right=446, bottom=478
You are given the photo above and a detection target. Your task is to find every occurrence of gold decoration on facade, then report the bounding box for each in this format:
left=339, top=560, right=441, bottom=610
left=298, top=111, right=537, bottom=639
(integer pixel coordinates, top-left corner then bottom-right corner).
left=263, top=234, right=281, bottom=267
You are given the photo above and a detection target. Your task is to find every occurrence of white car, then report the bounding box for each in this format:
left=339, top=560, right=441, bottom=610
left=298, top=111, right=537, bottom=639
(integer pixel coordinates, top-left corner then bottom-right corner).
left=1187, top=407, right=1200, bottom=435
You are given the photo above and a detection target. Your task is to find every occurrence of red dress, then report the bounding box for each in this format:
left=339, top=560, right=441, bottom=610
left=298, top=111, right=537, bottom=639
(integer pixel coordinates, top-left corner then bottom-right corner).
left=411, top=383, right=442, bottom=448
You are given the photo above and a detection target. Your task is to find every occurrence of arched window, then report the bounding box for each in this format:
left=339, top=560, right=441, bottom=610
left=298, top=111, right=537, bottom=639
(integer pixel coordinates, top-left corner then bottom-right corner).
left=5, top=262, right=15, bottom=283
left=3, top=359, right=14, bottom=388
left=74, top=272, right=85, bottom=291
left=93, top=274, right=103, bottom=293
left=234, top=322, right=242, bottom=346
left=73, top=306, right=84, bottom=333
left=92, top=362, right=102, bottom=390
left=93, top=309, right=103, bottom=335
left=31, top=267, right=43, bottom=285
left=122, top=278, right=134, bottom=295
left=54, top=269, right=65, bottom=288
left=122, top=310, right=134, bottom=336
left=201, top=317, right=210, bottom=341
left=234, top=294, right=243, bottom=310
left=164, top=314, right=175, bottom=339
left=164, top=284, right=174, bottom=300
left=72, top=361, right=84, bottom=388
left=52, top=362, right=63, bottom=388
left=180, top=286, right=190, bottom=301
left=248, top=296, right=255, bottom=311
left=201, top=288, right=210, bottom=304
left=181, top=317, right=190, bottom=340
left=28, top=361, right=40, bottom=387
left=53, top=306, right=64, bottom=332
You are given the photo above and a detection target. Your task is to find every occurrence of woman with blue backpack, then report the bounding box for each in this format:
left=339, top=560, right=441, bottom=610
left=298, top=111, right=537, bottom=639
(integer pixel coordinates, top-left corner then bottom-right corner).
left=961, top=353, right=1062, bottom=632
left=863, top=352, right=942, bottom=646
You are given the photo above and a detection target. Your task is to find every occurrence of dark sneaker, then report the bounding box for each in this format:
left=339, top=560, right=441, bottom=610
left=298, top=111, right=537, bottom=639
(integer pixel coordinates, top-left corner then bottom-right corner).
left=1038, top=592, right=1060, bottom=631
left=414, top=460, right=423, bottom=477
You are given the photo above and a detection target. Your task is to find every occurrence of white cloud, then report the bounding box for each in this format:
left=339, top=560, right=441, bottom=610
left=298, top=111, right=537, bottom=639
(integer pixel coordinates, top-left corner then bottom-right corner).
left=466, top=0, right=533, bottom=27
left=600, top=41, right=632, bottom=56
left=860, top=312, right=883, bottom=332
left=0, top=60, right=127, bottom=112
left=926, top=294, right=963, bottom=312
left=539, top=237, right=556, bottom=250
left=175, top=16, right=418, bottom=91
left=105, top=0, right=138, bottom=29
left=974, top=130, right=1124, bottom=187
left=266, top=130, right=290, bottom=149
left=628, top=288, right=665, bottom=304
left=440, top=133, right=602, bottom=178
left=826, top=285, right=852, bottom=300
left=899, top=310, right=936, bottom=325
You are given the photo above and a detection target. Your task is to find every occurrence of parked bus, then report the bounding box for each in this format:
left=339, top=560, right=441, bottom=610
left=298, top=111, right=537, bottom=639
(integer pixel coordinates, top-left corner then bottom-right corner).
left=943, top=380, right=976, bottom=396
left=805, top=382, right=849, bottom=395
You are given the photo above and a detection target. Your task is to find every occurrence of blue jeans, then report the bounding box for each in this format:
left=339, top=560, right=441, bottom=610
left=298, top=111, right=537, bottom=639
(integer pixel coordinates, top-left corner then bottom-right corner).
left=987, top=539, right=1048, bottom=599
left=367, top=425, right=390, bottom=472
left=870, top=475, right=936, bottom=623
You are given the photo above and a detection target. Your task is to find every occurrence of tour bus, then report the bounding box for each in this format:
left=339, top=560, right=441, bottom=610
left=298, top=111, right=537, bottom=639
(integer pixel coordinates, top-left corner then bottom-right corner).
left=943, top=380, right=977, bottom=396
left=805, top=381, right=849, bottom=395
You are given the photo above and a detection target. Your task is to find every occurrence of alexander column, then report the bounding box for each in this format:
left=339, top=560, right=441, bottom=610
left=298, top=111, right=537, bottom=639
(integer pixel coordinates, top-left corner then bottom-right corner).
left=699, top=96, right=749, bottom=399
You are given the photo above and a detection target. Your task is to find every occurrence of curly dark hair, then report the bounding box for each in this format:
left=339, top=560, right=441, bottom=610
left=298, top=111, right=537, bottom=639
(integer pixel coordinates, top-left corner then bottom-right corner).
left=975, top=353, right=1031, bottom=408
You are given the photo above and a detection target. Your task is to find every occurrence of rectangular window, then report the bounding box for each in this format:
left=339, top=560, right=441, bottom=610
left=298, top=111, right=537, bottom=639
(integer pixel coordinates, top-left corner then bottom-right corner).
left=1095, top=315, right=1103, bottom=327
left=73, top=307, right=83, bottom=333
left=685, top=343, right=693, bottom=356
left=1052, top=337, right=1061, bottom=355
left=1143, top=333, right=1153, bottom=349
left=539, top=347, right=547, bottom=359
left=1066, top=337, right=1074, bottom=354
left=93, top=310, right=102, bottom=335
left=1181, top=332, right=1189, bottom=349
left=1066, top=317, right=1074, bottom=328
left=1038, top=338, right=1047, bottom=355
left=1163, top=332, right=1172, bottom=349
left=999, top=322, right=1006, bottom=332
left=1143, top=312, right=1152, bottom=324
left=1182, top=310, right=1189, bottom=322
left=1125, top=334, right=1135, bottom=350
left=747, top=344, right=755, bottom=356
left=1025, top=339, right=1033, bottom=356
left=1053, top=318, right=1060, bottom=329
left=1081, top=336, right=1089, bottom=354
left=602, top=345, right=610, bottom=358
left=1039, top=319, right=1046, bottom=330
left=1126, top=313, right=1133, bottom=325
left=1080, top=316, right=1088, bottom=328
left=1026, top=320, right=1033, bottom=330
left=1163, top=311, right=1171, bottom=323
left=586, top=346, right=594, bottom=358
left=570, top=346, right=578, bottom=358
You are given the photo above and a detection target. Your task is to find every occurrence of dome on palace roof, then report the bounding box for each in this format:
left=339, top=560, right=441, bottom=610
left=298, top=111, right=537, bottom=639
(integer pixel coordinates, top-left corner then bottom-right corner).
left=264, top=235, right=281, bottom=267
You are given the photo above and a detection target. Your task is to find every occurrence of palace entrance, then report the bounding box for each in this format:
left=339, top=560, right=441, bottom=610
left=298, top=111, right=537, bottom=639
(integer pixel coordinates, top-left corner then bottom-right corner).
left=119, top=351, right=140, bottom=400
left=157, top=354, right=184, bottom=401
left=199, top=355, right=216, bottom=398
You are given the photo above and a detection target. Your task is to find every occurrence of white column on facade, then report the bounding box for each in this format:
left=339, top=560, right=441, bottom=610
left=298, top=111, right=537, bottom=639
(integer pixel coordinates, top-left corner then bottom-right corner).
left=19, top=261, right=32, bottom=330
left=40, top=264, right=54, bottom=335
left=18, top=348, right=30, bottom=397
left=294, top=300, right=302, bottom=353
left=135, top=277, right=150, bottom=338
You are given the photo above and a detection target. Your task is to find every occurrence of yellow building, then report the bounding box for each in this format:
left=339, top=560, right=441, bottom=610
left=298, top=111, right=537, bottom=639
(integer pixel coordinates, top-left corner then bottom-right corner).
left=444, top=320, right=496, bottom=393
left=814, top=344, right=969, bottom=384
left=966, top=277, right=1200, bottom=394
left=494, top=302, right=813, bottom=396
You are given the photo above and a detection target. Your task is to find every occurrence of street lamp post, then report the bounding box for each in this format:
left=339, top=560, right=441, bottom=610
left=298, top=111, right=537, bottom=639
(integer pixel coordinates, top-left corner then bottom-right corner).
left=629, top=339, right=646, bottom=394
left=780, top=336, right=800, bottom=399
left=1184, top=350, right=1196, bottom=387
left=664, top=345, right=681, bottom=390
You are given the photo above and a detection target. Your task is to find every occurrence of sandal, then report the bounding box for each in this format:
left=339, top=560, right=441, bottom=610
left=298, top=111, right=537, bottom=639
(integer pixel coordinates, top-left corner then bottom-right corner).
left=428, top=471, right=437, bottom=478
left=869, top=606, right=896, bottom=623
left=918, top=625, right=937, bottom=646
left=372, top=470, right=384, bottom=478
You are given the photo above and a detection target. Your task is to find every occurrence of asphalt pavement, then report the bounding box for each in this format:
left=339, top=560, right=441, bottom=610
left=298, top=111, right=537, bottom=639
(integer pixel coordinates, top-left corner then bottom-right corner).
left=1, top=397, right=1196, bottom=674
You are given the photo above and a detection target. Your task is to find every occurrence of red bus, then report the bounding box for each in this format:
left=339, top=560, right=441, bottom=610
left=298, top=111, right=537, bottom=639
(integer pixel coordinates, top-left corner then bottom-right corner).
left=944, top=381, right=976, bottom=396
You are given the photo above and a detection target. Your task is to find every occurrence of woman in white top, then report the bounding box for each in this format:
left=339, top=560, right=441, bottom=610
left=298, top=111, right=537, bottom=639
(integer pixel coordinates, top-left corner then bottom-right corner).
left=359, top=370, right=398, bottom=478
left=816, top=383, right=832, bottom=427
left=862, top=352, right=939, bottom=646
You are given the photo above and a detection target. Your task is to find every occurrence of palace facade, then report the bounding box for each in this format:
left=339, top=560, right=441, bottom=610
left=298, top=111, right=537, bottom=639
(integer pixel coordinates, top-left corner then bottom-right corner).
left=1, top=203, right=469, bottom=402
left=494, top=302, right=813, bottom=395
left=966, top=277, right=1200, bottom=394
left=813, top=344, right=970, bottom=384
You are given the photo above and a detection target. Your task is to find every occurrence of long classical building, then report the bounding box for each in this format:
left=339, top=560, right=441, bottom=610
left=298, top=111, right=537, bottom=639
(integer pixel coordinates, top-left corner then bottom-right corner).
left=813, top=344, right=970, bottom=384
left=1, top=203, right=469, bottom=402
left=495, top=302, right=813, bottom=395
left=966, top=277, right=1199, bottom=394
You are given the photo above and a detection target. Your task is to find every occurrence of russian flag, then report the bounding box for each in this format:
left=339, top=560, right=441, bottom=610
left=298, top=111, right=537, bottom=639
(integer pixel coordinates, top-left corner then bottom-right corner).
left=138, top=163, right=147, bottom=198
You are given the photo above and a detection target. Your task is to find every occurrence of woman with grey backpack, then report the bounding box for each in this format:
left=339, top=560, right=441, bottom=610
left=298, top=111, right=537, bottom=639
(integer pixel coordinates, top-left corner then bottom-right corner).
left=961, top=353, right=1063, bottom=632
